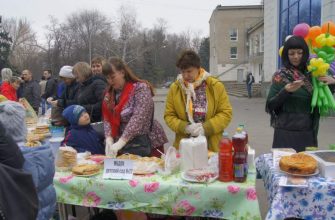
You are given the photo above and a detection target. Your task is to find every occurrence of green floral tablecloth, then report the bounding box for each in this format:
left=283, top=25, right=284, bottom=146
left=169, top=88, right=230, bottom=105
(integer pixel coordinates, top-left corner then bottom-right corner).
left=54, top=170, right=261, bottom=219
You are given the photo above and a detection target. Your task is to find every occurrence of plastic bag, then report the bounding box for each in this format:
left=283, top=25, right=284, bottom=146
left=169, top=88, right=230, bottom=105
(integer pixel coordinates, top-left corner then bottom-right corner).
left=179, top=135, right=208, bottom=171
left=55, top=146, right=77, bottom=171
left=20, top=98, right=38, bottom=125
left=158, top=146, right=180, bottom=175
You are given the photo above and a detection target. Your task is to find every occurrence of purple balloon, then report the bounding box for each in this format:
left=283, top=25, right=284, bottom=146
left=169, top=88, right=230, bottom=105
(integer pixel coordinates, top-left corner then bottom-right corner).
left=330, top=66, right=335, bottom=74
left=293, top=23, right=310, bottom=38
left=309, top=54, right=317, bottom=59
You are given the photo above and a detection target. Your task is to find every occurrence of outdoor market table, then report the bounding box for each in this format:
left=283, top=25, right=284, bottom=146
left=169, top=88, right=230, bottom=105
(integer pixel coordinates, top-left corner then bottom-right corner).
left=54, top=169, right=261, bottom=219
left=256, top=153, right=335, bottom=220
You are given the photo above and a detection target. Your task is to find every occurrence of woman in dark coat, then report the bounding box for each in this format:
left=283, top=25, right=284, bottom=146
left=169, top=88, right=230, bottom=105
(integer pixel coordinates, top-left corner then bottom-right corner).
left=73, top=62, right=107, bottom=123
left=266, top=36, right=318, bottom=152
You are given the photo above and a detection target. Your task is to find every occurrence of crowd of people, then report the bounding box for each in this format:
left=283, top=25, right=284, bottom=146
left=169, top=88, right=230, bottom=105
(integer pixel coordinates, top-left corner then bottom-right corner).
left=1, top=44, right=335, bottom=219
left=0, top=50, right=234, bottom=219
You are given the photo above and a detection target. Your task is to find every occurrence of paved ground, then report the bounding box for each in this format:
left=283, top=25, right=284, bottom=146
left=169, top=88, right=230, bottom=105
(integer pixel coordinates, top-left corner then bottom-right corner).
left=154, top=88, right=335, bottom=219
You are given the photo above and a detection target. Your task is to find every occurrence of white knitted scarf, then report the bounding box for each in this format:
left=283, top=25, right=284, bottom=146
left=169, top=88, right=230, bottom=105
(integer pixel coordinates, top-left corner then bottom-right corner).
left=177, top=69, right=210, bottom=123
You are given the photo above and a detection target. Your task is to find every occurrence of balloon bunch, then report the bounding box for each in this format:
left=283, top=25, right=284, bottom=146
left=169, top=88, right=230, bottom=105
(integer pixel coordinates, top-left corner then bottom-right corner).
left=279, top=21, right=335, bottom=115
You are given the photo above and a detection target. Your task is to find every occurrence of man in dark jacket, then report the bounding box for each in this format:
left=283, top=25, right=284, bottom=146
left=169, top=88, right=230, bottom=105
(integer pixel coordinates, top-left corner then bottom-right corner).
left=41, top=69, right=58, bottom=99
left=21, top=69, right=41, bottom=113
left=246, top=72, right=255, bottom=98
left=0, top=121, right=39, bottom=220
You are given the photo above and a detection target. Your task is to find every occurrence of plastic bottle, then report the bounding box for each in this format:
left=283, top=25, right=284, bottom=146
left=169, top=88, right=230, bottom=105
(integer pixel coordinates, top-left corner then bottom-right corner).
left=238, top=124, right=248, bottom=145
left=232, top=128, right=247, bottom=182
left=218, top=132, right=233, bottom=182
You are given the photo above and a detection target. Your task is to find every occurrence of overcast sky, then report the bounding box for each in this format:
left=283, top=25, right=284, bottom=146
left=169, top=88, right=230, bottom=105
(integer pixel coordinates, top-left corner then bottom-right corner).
left=1, top=0, right=261, bottom=42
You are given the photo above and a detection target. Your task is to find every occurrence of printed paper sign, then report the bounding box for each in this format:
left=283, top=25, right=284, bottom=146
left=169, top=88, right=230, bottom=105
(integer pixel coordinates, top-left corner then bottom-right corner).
left=103, top=158, right=133, bottom=180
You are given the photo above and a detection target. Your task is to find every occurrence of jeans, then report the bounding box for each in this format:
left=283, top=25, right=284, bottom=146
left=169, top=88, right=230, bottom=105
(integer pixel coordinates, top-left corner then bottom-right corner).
left=247, top=84, right=252, bottom=98
left=41, top=98, right=51, bottom=115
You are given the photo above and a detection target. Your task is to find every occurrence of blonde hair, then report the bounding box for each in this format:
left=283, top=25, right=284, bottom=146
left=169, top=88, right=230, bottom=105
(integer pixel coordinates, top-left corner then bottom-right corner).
left=73, top=62, right=92, bottom=80
left=1, top=68, right=13, bottom=81
left=10, top=76, right=22, bottom=84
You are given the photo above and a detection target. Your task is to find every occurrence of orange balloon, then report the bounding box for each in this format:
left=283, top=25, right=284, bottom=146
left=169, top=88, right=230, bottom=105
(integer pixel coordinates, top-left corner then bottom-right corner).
left=321, top=21, right=335, bottom=35
left=304, top=36, right=321, bottom=48
left=307, top=26, right=322, bottom=40
left=304, top=36, right=312, bottom=46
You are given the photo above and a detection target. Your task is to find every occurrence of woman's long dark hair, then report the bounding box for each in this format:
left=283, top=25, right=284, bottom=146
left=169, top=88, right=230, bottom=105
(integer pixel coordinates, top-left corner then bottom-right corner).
left=102, top=57, right=155, bottom=96
left=281, top=36, right=309, bottom=72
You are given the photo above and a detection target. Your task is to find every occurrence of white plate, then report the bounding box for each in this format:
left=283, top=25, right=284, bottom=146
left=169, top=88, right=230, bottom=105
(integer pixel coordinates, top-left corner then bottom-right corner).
left=280, top=168, right=319, bottom=177
left=181, top=172, right=218, bottom=183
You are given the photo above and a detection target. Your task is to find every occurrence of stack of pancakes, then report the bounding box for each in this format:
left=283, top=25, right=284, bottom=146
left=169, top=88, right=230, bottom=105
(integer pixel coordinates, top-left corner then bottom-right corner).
left=25, top=140, right=41, bottom=147
left=56, top=147, right=77, bottom=169
left=33, top=125, right=50, bottom=135
left=72, top=164, right=100, bottom=176
left=117, top=154, right=164, bottom=167
left=26, top=133, right=45, bottom=142
left=117, top=154, right=164, bottom=174
left=279, top=153, right=317, bottom=175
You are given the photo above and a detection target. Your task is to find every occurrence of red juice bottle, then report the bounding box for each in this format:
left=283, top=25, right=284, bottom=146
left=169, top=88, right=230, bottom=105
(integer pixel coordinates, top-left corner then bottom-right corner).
left=238, top=124, right=248, bottom=145
left=232, top=128, right=247, bottom=182
left=218, top=132, right=233, bottom=182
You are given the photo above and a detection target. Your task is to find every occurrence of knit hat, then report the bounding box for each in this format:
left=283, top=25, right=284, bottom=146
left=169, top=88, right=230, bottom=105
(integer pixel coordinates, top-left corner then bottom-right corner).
left=0, top=101, right=27, bottom=142
left=59, top=66, right=74, bottom=79
left=62, top=105, right=86, bottom=125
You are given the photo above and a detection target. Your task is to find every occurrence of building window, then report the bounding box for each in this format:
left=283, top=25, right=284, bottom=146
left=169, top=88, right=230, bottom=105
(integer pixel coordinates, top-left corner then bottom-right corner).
left=260, top=32, right=264, bottom=53
left=230, top=47, right=237, bottom=59
left=253, top=36, right=259, bottom=54
left=278, top=0, right=321, bottom=66
left=248, top=38, right=252, bottom=56
left=229, top=28, right=238, bottom=41
left=279, top=0, right=321, bottom=45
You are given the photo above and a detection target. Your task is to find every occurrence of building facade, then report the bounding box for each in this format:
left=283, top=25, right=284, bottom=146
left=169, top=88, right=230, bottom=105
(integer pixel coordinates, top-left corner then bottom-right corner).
left=264, top=0, right=335, bottom=84
left=209, top=5, right=263, bottom=82
left=247, top=19, right=264, bottom=83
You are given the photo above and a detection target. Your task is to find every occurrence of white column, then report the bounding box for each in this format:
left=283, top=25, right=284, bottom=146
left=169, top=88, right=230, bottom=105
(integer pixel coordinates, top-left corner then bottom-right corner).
left=321, top=0, right=335, bottom=23
left=263, top=0, right=279, bottom=82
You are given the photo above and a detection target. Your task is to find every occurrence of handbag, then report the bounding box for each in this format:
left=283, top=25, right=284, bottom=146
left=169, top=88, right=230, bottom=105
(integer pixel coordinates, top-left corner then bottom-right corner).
left=119, top=134, right=152, bottom=157
left=118, top=108, right=154, bottom=157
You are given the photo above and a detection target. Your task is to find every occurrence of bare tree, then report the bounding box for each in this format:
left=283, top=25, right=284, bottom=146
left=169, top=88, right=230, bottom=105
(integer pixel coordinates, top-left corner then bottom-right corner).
left=67, top=9, right=113, bottom=63
left=3, top=8, right=206, bottom=85
left=2, top=17, right=40, bottom=75
left=117, top=5, right=139, bottom=61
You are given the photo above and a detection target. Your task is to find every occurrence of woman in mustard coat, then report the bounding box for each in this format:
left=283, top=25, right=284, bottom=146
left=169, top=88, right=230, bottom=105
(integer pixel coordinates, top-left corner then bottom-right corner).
left=164, top=50, right=233, bottom=152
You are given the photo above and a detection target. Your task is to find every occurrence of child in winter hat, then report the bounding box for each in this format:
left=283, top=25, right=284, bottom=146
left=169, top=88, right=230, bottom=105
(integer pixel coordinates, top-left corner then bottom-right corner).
left=0, top=101, right=27, bottom=143
left=62, top=105, right=87, bottom=125
left=62, top=105, right=104, bottom=154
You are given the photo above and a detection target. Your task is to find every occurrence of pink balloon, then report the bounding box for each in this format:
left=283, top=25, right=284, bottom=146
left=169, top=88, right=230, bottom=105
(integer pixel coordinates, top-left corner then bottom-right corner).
left=293, top=23, right=310, bottom=38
